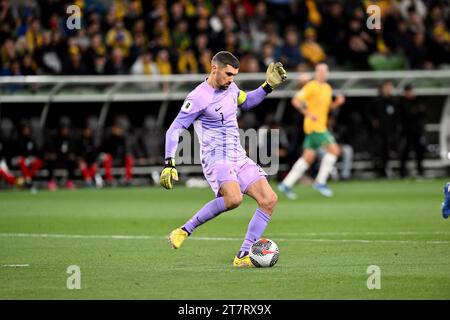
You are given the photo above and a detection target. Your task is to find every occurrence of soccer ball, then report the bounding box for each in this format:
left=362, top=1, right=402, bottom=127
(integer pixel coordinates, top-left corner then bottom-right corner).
left=249, top=238, right=279, bottom=267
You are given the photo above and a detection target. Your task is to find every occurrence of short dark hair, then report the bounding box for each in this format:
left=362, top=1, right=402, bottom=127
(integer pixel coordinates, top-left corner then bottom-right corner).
left=404, top=84, right=413, bottom=91
left=211, top=51, right=240, bottom=69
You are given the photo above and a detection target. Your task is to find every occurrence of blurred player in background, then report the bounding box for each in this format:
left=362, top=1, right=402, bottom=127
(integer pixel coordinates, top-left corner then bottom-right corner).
left=399, top=84, right=427, bottom=178
left=160, top=51, right=287, bottom=267
left=13, top=119, right=43, bottom=189
left=44, top=117, right=77, bottom=190
left=368, top=80, right=400, bottom=178
left=443, top=182, right=450, bottom=219
left=278, top=63, right=345, bottom=199
left=76, top=122, right=100, bottom=188
left=0, top=127, right=17, bottom=187
left=100, top=119, right=134, bottom=186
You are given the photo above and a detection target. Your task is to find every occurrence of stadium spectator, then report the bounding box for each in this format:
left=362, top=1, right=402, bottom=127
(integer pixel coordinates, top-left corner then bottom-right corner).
left=275, top=26, right=303, bottom=70
left=172, top=19, right=191, bottom=51
left=92, top=54, right=107, bottom=75
left=223, top=31, right=241, bottom=58
left=198, top=49, right=212, bottom=74
left=194, top=33, right=209, bottom=58
left=319, top=0, right=346, bottom=66
left=0, top=0, right=16, bottom=45
left=429, top=18, right=450, bottom=66
left=21, top=53, right=37, bottom=75
left=104, top=47, right=129, bottom=75
left=131, top=49, right=158, bottom=75
left=63, top=46, right=89, bottom=75
left=399, top=84, right=427, bottom=178
left=368, top=80, right=401, bottom=178
left=168, top=1, right=186, bottom=30
left=25, top=18, right=43, bottom=54
left=239, top=53, right=259, bottom=73
left=345, top=17, right=374, bottom=70
left=1, top=38, right=17, bottom=73
left=155, top=48, right=172, bottom=75
left=85, top=33, right=107, bottom=69
left=405, top=31, right=431, bottom=69
left=257, top=43, right=275, bottom=72
left=151, top=18, right=172, bottom=49
left=129, top=31, right=148, bottom=63
left=2, top=0, right=448, bottom=75
left=44, top=117, right=77, bottom=190
left=300, top=28, right=326, bottom=67
left=400, top=0, right=427, bottom=21
left=177, top=48, right=198, bottom=74
left=34, top=30, right=62, bottom=74
left=249, top=1, right=269, bottom=53
left=124, top=0, right=144, bottom=30
left=86, top=12, right=103, bottom=37
left=106, top=20, right=133, bottom=57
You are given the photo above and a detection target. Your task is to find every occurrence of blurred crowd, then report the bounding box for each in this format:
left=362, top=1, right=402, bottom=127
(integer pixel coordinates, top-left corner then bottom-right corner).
left=1, top=0, right=450, bottom=77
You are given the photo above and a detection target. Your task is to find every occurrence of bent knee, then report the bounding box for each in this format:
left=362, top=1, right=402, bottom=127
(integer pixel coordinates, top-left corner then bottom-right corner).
left=224, top=193, right=243, bottom=210
left=259, top=192, right=278, bottom=214
left=303, top=152, right=316, bottom=164
left=328, top=144, right=341, bottom=157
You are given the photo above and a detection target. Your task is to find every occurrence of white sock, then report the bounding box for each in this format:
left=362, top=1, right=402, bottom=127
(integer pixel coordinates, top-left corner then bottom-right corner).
left=0, top=159, right=7, bottom=171
left=283, top=157, right=309, bottom=187
left=315, top=153, right=337, bottom=185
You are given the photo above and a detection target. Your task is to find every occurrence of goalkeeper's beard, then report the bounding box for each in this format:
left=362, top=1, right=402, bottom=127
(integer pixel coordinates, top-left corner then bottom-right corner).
left=219, top=82, right=231, bottom=90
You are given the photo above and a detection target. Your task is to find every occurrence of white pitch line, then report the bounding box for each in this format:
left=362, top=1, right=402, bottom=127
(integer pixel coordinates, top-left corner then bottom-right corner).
left=0, top=232, right=449, bottom=245
left=2, top=264, right=30, bottom=267
left=280, top=231, right=450, bottom=236
left=0, top=233, right=162, bottom=240
left=286, top=238, right=450, bottom=244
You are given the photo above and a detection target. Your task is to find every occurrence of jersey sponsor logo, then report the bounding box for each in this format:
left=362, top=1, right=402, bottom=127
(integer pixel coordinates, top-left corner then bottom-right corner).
left=229, top=169, right=237, bottom=177
left=215, top=106, right=223, bottom=112
left=181, top=100, right=193, bottom=113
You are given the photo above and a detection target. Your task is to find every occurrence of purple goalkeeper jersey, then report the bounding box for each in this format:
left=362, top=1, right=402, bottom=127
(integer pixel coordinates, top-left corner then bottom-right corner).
left=165, top=80, right=267, bottom=166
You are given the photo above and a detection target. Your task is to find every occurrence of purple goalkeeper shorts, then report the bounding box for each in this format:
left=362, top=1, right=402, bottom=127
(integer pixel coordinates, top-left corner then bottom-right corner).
left=202, top=157, right=268, bottom=197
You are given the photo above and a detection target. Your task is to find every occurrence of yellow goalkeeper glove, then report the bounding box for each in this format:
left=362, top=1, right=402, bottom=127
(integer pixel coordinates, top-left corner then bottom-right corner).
left=262, top=62, right=288, bottom=93
left=160, top=158, right=179, bottom=190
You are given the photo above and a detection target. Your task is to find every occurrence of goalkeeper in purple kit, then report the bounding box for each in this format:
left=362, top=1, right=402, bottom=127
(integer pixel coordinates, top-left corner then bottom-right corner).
left=160, top=51, right=287, bottom=267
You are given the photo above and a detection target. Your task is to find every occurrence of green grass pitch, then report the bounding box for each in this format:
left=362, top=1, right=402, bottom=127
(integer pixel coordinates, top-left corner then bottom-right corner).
left=0, top=179, right=449, bottom=299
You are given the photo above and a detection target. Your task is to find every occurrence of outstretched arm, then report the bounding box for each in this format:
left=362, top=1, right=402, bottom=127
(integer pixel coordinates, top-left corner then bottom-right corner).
left=161, top=102, right=203, bottom=189
left=164, top=101, right=204, bottom=158
left=164, top=119, right=185, bottom=159
left=239, top=62, right=287, bottom=111
left=238, top=87, right=267, bottom=111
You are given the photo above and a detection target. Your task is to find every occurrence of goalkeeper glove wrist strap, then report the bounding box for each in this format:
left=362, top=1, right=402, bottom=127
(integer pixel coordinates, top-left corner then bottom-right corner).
left=262, top=81, right=273, bottom=94
left=165, top=158, right=175, bottom=167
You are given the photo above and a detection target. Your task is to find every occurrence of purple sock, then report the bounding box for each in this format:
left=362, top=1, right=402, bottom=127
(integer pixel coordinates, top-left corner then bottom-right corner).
left=239, top=208, right=271, bottom=254
left=182, top=197, right=227, bottom=234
